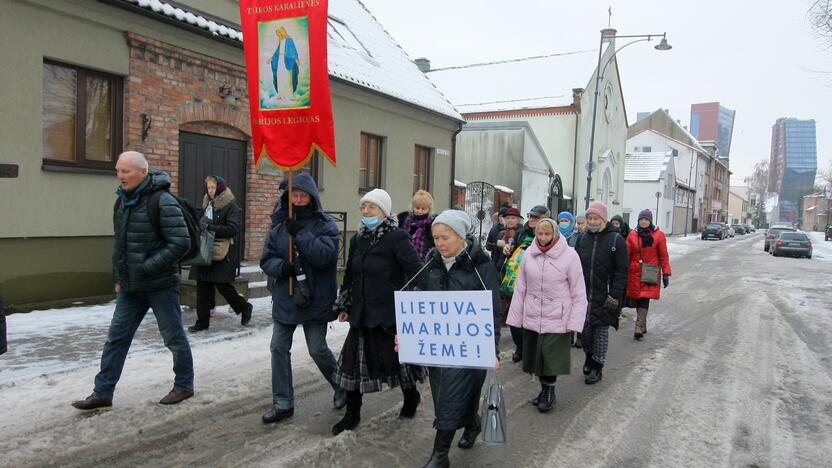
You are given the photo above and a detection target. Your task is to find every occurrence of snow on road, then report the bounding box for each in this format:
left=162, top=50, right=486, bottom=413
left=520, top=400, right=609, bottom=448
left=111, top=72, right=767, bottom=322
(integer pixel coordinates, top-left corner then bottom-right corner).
left=0, top=297, right=350, bottom=466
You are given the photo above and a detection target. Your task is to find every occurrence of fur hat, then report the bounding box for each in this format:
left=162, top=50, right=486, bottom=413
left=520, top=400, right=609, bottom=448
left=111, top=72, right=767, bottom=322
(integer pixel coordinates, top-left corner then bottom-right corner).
left=360, top=189, right=393, bottom=217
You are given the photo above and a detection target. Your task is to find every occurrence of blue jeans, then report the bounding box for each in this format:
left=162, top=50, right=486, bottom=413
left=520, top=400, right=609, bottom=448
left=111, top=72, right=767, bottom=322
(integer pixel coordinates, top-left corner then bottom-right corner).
left=270, top=321, right=338, bottom=410
left=93, top=287, right=194, bottom=400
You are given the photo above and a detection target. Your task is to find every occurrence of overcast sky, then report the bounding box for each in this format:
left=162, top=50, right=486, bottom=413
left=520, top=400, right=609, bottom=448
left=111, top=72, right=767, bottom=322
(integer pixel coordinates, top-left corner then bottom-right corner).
left=360, top=0, right=832, bottom=184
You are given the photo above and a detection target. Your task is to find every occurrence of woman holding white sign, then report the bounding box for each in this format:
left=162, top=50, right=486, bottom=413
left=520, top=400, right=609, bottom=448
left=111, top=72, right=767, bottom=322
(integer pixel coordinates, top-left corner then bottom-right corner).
left=332, top=189, right=425, bottom=436
left=417, top=210, right=502, bottom=468
left=506, top=218, right=587, bottom=412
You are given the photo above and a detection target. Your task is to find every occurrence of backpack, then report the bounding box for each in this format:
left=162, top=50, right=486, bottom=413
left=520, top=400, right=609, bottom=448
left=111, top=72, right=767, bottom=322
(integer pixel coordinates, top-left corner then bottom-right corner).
left=114, top=190, right=201, bottom=262
left=147, top=190, right=201, bottom=262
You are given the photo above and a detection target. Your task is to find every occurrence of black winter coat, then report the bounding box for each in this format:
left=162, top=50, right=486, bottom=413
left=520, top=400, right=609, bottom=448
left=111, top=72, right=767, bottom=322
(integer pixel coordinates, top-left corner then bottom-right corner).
left=261, top=173, right=340, bottom=325
left=575, top=224, right=629, bottom=329
left=341, top=223, right=423, bottom=329
left=189, top=188, right=242, bottom=284
left=112, top=171, right=190, bottom=292
left=417, top=240, right=502, bottom=431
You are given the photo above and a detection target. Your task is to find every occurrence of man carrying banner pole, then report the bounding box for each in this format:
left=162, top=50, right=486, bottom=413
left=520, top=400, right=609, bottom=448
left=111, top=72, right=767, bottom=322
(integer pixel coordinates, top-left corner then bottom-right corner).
left=238, top=0, right=339, bottom=423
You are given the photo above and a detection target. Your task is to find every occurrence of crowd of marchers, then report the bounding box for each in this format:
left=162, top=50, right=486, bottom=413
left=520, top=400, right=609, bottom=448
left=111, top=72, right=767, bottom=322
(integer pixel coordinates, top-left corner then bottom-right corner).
left=68, top=152, right=671, bottom=468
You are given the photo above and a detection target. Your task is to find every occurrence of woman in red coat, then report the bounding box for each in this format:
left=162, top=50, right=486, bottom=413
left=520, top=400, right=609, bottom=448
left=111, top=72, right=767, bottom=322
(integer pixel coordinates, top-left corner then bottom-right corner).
left=626, top=209, right=671, bottom=340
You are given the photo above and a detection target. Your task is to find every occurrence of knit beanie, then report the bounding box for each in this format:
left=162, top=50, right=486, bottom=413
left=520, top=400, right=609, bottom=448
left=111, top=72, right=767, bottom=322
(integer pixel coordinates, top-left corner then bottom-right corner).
left=586, top=201, right=608, bottom=220
left=638, top=209, right=653, bottom=223
left=360, top=189, right=393, bottom=217
left=433, top=209, right=472, bottom=240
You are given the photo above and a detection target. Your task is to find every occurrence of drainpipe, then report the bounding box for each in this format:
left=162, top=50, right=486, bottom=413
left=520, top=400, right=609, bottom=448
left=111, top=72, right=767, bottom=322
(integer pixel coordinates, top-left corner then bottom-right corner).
left=450, top=122, right=463, bottom=207
left=571, top=106, right=580, bottom=209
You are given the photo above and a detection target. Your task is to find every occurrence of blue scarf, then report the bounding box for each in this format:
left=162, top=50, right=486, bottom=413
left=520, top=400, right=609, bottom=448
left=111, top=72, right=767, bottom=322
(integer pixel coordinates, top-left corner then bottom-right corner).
left=556, top=211, right=575, bottom=238
left=116, top=175, right=151, bottom=207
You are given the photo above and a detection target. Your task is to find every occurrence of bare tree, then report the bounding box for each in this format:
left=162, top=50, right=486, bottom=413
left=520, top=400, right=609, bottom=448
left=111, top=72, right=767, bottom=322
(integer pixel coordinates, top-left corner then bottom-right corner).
left=745, top=159, right=769, bottom=227
left=809, top=0, right=832, bottom=47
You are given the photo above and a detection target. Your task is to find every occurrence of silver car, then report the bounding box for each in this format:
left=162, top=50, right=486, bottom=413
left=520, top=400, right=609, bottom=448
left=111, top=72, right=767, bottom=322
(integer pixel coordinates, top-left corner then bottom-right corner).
left=771, top=232, right=813, bottom=258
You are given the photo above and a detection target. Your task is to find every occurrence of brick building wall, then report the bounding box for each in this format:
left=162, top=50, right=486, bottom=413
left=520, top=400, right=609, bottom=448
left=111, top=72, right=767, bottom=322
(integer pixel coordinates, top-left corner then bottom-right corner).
left=123, top=32, right=281, bottom=260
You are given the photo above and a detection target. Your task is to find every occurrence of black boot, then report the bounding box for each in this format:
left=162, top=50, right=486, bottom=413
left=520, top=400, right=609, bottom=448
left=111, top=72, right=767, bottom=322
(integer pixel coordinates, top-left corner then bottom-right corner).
left=530, top=386, right=545, bottom=406
left=583, top=353, right=592, bottom=376
left=537, top=384, right=556, bottom=412
left=457, top=414, right=481, bottom=449
left=511, top=347, right=523, bottom=363
left=400, top=387, right=421, bottom=418
left=332, top=391, right=361, bottom=435
left=585, top=359, right=603, bottom=385
left=423, top=429, right=455, bottom=468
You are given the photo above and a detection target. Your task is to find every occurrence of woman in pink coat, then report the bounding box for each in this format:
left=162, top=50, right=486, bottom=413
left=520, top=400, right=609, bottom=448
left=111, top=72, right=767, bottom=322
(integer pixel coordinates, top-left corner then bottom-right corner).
left=506, top=218, right=588, bottom=412
left=625, top=209, right=671, bottom=340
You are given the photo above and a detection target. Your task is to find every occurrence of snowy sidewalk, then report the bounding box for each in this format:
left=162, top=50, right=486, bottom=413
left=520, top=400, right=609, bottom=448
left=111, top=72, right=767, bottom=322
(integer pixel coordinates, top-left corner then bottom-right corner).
left=1, top=297, right=284, bottom=385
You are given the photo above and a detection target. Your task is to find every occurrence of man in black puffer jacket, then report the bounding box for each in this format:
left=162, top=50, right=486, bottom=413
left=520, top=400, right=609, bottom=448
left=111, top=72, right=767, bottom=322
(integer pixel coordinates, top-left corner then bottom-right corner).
left=575, top=202, right=628, bottom=385
left=72, top=151, right=194, bottom=411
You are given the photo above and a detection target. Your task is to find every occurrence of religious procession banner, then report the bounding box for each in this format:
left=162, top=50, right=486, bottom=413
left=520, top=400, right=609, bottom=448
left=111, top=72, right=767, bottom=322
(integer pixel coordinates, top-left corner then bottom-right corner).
left=239, top=0, right=336, bottom=169
left=395, top=290, right=497, bottom=369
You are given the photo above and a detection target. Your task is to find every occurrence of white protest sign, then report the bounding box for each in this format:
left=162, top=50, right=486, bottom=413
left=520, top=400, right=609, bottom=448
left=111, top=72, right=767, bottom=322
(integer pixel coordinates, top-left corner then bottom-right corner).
left=395, top=290, right=496, bottom=369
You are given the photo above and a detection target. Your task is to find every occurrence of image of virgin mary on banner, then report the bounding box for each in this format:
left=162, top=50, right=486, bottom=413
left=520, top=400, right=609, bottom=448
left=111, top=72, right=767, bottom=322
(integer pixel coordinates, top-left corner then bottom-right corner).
left=240, top=0, right=335, bottom=170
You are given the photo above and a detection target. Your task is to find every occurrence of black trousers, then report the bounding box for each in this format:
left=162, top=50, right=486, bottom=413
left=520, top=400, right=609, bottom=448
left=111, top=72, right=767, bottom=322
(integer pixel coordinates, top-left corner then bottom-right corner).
left=196, top=281, right=248, bottom=326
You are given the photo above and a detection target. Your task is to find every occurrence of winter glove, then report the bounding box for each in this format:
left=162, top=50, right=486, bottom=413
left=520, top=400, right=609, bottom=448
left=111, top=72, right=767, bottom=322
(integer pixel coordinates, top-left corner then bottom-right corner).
left=285, top=218, right=303, bottom=237
left=603, top=295, right=619, bottom=313
left=662, top=274, right=670, bottom=288
left=198, top=216, right=210, bottom=231
left=280, top=262, right=297, bottom=278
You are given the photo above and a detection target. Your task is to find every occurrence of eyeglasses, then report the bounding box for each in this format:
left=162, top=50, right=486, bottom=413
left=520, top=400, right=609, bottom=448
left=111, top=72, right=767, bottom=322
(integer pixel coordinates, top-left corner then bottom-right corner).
left=527, top=214, right=542, bottom=219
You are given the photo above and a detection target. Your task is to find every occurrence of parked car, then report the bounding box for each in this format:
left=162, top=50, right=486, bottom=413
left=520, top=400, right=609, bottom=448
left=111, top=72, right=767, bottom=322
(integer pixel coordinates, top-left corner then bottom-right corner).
left=745, top=224, right=756, bottom=233
left=826, top=224, right=832, bottom=241
left=723, top=223, right=735, bottom=237
left=731, top=224, right=746, bottom=235
left=701, top=222, right=726, bottom=240
left=764, top=226, right=797, bottom=252
left=771, top=232, right=812, bottom=258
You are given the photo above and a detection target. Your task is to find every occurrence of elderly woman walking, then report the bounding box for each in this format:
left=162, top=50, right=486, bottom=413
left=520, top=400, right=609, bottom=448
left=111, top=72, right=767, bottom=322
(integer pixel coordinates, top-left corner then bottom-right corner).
left=574, top=202, right=628, bottom=385
left=506, top=218, right=587, bottom=411
left=332, top=189, right=425, bottom=436
left=188, top=176, right=252, bottom=332
left=625, top=209, right=671, bottom=340
left=416, top=210, right=502, bottom=468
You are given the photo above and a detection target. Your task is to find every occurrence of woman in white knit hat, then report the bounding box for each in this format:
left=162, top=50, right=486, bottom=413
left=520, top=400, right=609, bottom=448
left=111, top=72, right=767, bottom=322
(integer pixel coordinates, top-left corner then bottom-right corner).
left=415, top=209, right=502, bottom=467
left=331, top=189, right=425, bottom=436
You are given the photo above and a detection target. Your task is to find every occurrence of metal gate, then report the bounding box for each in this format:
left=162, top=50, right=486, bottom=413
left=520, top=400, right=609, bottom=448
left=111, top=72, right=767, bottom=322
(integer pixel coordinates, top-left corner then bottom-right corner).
left=463, top=181, right=496, bottom=246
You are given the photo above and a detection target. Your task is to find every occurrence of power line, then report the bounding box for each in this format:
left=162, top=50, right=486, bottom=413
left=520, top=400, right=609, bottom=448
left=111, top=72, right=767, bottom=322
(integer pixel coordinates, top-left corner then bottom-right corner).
left=458, top=96, right=566, bottom=107
left=427, top=49, right=596, bottom=73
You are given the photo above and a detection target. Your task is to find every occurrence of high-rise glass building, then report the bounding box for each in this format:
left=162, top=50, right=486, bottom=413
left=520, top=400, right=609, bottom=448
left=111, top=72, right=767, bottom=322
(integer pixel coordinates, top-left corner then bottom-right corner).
left=768, top=118, right=817, bottom=222
left=690, top=102, right=736, bottom=157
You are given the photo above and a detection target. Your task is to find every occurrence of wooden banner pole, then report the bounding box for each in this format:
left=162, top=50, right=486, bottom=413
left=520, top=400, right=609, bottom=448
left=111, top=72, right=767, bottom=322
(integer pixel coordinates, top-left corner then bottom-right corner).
left=288, top=170, right=294, bottom=296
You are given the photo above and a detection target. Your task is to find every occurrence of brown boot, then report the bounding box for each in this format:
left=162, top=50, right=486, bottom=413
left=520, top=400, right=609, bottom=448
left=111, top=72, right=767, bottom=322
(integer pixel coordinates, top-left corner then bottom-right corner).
left=634, top=308, right=648, bottom=340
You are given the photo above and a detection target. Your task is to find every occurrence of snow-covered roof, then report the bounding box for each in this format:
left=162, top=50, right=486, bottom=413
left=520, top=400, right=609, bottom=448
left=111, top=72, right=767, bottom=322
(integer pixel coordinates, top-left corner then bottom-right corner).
left=454, top=180, right=467, bottom=188
left=625, top=152, right=670, bottom=182
left=494, top=185, right=515, bottom=194
left=428, top=49, right=598, bottom=113
left=120, top=0, right=462, bottom=121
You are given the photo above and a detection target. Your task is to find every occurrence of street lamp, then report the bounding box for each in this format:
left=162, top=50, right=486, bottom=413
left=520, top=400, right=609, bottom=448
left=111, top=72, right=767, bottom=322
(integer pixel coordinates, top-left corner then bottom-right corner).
left=584, top=29, right=672, bottom=210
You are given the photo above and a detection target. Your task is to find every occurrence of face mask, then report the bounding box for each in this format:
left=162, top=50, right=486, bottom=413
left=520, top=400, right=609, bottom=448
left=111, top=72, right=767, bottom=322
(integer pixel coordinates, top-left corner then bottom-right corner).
left=587, top=225, right=601, bottom=233
left=361, top=216, right=380, bottom=228
left=559, top=221, right=571, bottom=230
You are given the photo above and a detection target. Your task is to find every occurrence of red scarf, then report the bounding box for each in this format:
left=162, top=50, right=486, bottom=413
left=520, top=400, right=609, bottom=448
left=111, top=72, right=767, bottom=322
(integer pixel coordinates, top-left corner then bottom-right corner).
left=536, top=237, right=556, bottom=253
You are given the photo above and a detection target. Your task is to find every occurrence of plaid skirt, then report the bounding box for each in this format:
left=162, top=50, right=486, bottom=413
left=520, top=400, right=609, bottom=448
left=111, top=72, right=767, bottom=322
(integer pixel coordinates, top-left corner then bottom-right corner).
left=335, top=326, right=426, bottom=394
